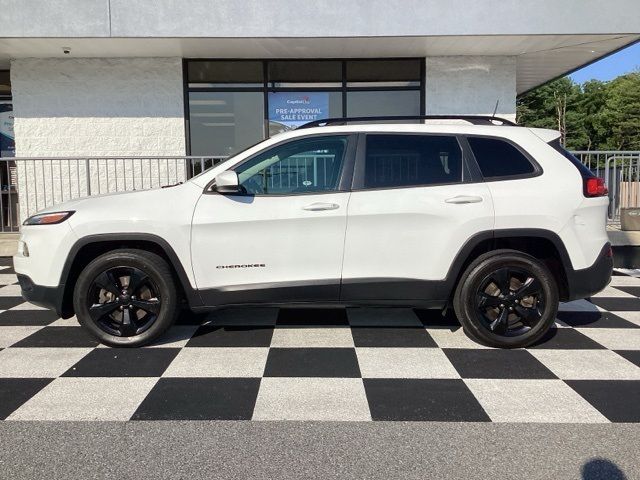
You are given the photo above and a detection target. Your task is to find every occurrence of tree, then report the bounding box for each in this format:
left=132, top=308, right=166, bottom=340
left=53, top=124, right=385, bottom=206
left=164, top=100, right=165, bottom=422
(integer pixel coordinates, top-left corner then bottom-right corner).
left=516, top=71, right=640, bottom=151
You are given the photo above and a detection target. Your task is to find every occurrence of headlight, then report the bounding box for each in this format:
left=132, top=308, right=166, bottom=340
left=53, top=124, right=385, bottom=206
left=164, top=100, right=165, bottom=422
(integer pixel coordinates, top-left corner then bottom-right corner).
left=23, top=211, right=75, bottom=226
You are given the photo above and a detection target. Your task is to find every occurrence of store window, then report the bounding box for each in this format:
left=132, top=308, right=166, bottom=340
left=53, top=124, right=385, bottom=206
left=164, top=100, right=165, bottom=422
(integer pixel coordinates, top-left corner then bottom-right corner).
left=0, top=70, right=17, bottom=231
left=185, top=59, right=424, bottom=160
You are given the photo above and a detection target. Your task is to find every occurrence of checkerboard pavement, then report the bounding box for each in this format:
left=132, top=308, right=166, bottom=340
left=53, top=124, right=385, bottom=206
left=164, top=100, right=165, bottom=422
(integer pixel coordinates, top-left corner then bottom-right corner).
left=0, top=257, right=639, bottom=422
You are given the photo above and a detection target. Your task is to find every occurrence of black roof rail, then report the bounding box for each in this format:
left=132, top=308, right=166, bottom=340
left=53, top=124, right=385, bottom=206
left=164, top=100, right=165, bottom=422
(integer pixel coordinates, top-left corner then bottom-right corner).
left=299, top=115, right=518, bottom=128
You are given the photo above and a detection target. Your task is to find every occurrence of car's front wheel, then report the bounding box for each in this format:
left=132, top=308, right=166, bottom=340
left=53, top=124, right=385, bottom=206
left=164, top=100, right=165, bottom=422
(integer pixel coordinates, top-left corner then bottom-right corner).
left=453, top=249, right=559, bottom=348
left=73, top=249, right=178, bottom=347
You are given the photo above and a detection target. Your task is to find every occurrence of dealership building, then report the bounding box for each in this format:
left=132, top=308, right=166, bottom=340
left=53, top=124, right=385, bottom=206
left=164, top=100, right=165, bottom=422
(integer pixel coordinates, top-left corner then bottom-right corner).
left=0, top=0, right=639, bottom=229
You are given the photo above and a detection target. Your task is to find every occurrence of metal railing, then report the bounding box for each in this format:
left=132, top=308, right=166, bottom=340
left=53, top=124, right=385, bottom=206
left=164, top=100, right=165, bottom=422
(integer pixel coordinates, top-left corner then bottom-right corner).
left=1, top=151, right=638, bottom=232
left=0, top=156, right=226, bottom=230
left=573, top=151, right=640, bottom=223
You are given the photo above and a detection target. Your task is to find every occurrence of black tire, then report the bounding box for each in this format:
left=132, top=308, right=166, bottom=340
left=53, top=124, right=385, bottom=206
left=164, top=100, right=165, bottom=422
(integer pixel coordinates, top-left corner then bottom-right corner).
left=453, top=249, right=559, bottom=348
left=73, top=249, right=179, bottom=347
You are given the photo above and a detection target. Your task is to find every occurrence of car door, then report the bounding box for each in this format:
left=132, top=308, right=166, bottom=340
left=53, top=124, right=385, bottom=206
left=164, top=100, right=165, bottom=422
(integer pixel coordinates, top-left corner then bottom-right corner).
left=191, top=134, right=356, bottom=305
left=341, top=133, right=495, bottom=303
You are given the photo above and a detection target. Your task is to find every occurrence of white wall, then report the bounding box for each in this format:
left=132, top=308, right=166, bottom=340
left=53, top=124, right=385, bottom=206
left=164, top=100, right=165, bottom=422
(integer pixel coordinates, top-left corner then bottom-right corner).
left=10, top=57, right=186, bottom=219
left=11, top=57, right=185, bottom=157
left=425, top=56, right=517, bottom=121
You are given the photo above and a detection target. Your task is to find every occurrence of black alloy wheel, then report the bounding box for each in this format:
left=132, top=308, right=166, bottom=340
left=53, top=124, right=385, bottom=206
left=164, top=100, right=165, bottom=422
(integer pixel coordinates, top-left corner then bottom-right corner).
left=88, top=266, right=161, bottom=337
left=74, top=249, right=179, bottom=347
left=453, top=249, right=559, bottom=348
left=475, top=267, right=545, bottom=337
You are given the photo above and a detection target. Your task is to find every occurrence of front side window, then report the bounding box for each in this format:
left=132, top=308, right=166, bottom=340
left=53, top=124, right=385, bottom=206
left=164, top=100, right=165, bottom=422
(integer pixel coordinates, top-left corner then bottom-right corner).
left=363, top=135, right=463, bottom=189
left=234, top=136, right=348, bottom=195
left=467, top=137, right=536, bottom=179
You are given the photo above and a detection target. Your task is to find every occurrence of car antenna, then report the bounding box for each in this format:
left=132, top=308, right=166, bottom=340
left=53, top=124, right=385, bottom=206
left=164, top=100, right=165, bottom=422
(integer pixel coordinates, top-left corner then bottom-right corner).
left=492, top=99, right=500, bottom=120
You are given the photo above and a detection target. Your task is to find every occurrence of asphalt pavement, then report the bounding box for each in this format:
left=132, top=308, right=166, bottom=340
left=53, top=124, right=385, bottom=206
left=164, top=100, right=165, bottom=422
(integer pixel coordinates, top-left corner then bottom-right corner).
left=1, top=421, right=638, bottom=479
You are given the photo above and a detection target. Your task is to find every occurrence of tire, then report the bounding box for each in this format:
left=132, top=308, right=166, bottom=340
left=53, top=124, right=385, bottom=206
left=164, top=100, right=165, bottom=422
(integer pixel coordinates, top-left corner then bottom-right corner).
left=453, top=249, right=559, bottom=348
left=73, top=249, right=179, bottom=347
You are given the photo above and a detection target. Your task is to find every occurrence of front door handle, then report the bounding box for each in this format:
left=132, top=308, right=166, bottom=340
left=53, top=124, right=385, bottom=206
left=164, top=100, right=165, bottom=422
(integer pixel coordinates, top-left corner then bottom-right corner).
left=302, top=202, right=340, bottom=211
left=445, top=195, right=483, bottom=204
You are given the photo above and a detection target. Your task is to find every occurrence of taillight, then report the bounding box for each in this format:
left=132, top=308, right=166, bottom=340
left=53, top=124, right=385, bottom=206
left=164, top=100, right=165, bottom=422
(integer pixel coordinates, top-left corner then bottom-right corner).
left=584, top=177, right=608, bottom=197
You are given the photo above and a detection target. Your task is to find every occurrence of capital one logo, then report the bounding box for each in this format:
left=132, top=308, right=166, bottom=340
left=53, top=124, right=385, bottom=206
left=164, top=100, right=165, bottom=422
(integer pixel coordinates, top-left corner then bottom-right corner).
left=286, top=96, right=311, bottom=105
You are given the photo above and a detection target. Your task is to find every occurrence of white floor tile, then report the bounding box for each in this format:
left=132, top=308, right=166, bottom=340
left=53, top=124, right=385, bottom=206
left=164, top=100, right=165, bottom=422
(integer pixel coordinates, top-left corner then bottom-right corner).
left=426, top=328, right=494, bottom=349
left=356, top=348, right=460, bottom=378
left=270, top=327, right=354, bottom=348
left=7, top=377, right=158, bottom=421
left=163, top=347, right=268, bottom=377
left=464, top=379, right=608, bottom=423
left=0, top=348, right=92, bottom=378
left=253, top=377, right=371, bottom=421
left=0, top=326, right=43, bottom=348
left=575, top=328, right=640, bottom=350
left=0, top=284, right=22, bottom=296
left=530, top=349, right=640, bottom=380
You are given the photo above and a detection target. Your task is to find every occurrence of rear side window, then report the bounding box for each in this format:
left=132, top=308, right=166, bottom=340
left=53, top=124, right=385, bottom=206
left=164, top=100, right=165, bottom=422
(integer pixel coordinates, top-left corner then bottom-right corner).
left=363, top=134, right=463, bottom=189
left=467, top=137, right=536, bottom=179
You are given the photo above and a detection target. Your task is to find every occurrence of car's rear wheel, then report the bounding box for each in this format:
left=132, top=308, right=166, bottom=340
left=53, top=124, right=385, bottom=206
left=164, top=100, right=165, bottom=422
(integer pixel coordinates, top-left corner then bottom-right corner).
left=73, top=249, right=178, bottom=347
left=453, top=249, right=559, bottom=348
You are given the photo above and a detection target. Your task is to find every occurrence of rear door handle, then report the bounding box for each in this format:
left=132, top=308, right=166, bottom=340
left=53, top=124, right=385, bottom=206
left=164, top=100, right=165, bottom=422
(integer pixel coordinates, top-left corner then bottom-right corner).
left=302, top=202, right=340, bottom=211
left=445, top=195, right=483, bottom=204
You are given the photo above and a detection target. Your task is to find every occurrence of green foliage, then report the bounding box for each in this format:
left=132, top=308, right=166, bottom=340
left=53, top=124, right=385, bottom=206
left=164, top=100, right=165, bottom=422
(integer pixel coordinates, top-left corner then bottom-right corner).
left=517, top=72, right=640, bottom=151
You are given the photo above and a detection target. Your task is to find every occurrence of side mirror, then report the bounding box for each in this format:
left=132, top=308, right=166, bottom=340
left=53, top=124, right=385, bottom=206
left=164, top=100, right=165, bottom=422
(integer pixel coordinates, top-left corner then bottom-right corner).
left=213, top=171, right=241, bottom=194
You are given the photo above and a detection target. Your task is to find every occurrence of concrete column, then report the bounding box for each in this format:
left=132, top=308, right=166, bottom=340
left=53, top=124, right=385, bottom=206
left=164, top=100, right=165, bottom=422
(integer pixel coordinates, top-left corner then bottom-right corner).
left=10, top=57, right=186, bottom=220
left=425, top=56, right=517, bottom=121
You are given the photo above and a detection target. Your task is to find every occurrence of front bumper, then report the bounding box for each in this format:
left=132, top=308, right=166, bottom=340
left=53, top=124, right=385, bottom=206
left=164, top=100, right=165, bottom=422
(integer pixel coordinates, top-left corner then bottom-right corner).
left=565, top=243, right=613, bottom=301
left=17, top=274, right=65, bottom=317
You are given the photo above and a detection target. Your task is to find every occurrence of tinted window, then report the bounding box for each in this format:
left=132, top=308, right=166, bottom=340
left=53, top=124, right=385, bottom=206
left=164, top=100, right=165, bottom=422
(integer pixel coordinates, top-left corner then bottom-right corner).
left=467, top=137, right=535, bottom=178
left=189, top=91, right=264, bottom=157
left=364, top=135, right=463, bottom=189
left=187, top=61, right=263, bottom=86
left=234, top=136, right=348, bottom=195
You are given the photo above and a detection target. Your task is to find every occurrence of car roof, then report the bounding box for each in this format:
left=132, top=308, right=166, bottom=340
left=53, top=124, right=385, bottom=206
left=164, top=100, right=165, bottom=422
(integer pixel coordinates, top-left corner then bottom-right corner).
left=272, top=122, right=546, bottom=141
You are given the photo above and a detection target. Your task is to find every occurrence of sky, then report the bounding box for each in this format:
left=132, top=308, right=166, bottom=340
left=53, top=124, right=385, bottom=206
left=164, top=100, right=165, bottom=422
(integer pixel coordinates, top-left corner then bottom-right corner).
left=570, top=41, right=640, bottom=84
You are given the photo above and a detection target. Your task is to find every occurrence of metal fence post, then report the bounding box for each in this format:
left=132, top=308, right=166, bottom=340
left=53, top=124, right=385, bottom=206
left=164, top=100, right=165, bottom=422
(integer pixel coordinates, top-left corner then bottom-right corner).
left=85, top=158, right=91, bottom=196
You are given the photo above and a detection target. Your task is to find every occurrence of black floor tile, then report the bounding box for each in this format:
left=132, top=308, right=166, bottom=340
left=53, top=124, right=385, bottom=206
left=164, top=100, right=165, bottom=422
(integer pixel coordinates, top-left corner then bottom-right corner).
left=131, top=378, right=261, bottom=420
left=351, top=327, right=437, bottom=348
left=566, top=380, right=640, bottom=422
left=264, top=348, right=361, bottom=377
left=0, top=297, right=25, bottom=310
left=277, top=308, right=349, bottom=326
left=414, top=309, right=460, bottom=328
left=12, top=326, right=99, bottom=348
left=615, top=350, right=640, bottom=368
left=0, top=257, right=13, bottom=266
left=611, top=286, right=640, bottom=297
left=63, top=348, right=181, bottom=377
left=556, top=311, right=638, bottom=328
left=528, top=327, right=606, bottom=349
left=186, top=325, right=273, bottom=347
left=443, top=349, right=557, bottom=379
left=364, top=379, right=490, bottom=422
left=0, top=309, right=60, bottom=326
left=0, top=378, right=52, bottom=420
left=589, top=297, right=640, bottom=311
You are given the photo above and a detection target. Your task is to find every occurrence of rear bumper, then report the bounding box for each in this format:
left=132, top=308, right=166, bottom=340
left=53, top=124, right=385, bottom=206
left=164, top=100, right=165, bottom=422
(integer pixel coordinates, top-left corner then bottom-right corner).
left=566, top=243, right=613, bottom=301
left=17, top=274, right=65, bottom=317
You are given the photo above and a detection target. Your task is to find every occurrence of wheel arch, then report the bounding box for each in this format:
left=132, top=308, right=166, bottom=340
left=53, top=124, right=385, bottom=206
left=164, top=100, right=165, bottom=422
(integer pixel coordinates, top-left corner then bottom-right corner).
left=58, top=233, right=201, bottom=318
left=445, top=229, right=572, bottom=302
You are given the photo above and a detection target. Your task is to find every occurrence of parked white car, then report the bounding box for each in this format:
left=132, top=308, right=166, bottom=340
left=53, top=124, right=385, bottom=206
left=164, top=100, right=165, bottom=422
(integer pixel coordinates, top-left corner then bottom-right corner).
left=14, top=116, right=613, bottom=348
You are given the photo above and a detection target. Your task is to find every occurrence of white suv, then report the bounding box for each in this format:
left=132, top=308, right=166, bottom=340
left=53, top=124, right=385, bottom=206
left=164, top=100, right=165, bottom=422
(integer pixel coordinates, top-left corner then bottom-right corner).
left=14, top=116, right=613, bottom=348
